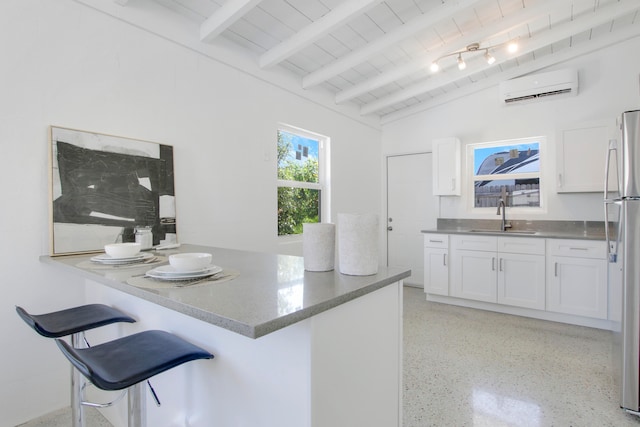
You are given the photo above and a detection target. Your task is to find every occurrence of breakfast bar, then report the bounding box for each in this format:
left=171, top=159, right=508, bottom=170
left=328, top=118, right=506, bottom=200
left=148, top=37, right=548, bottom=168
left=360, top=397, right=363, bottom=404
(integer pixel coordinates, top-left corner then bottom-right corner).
left=41, top=244, right=410, bottom=427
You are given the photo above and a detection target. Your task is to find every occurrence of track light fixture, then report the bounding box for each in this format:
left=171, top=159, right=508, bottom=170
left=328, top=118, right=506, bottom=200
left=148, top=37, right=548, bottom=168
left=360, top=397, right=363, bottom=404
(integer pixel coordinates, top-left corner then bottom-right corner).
left=430, top=40, right=517, bottom=73
left=457, top=53, right=466, bottom=70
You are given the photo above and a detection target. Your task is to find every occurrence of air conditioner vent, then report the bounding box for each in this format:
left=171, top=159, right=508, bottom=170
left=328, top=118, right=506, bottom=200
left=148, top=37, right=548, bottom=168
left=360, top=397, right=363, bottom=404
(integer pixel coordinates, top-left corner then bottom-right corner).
left=504, top=88, right=574, bottom=103
left=500, top=69, right=578, bottom=104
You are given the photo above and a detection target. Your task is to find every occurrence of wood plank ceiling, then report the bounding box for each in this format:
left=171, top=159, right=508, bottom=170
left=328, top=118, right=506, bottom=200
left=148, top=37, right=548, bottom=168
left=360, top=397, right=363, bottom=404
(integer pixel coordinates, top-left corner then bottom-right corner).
left=85, top=0, right=640, bottom=124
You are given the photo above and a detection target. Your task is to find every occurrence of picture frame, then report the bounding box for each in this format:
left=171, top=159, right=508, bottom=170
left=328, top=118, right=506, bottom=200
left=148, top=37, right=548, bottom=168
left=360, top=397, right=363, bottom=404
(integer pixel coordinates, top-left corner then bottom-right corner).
left=49, top=126, right=176, bottom=256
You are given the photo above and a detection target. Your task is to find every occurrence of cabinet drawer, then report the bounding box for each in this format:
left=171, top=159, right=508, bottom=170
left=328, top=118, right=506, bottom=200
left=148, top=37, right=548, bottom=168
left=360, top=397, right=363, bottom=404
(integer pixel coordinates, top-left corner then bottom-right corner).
left=451, top=234, right=497, bottom=252
left=498, top=236, right=545, bottom=255
left=424, top=234, right=448, bottom=249
left=546, top=239, right=606, bottom=259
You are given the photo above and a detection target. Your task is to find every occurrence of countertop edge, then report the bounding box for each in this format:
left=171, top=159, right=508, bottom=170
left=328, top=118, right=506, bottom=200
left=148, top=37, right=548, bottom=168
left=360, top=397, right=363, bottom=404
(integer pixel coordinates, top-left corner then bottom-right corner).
left=421, top=229, right=606, bottom=241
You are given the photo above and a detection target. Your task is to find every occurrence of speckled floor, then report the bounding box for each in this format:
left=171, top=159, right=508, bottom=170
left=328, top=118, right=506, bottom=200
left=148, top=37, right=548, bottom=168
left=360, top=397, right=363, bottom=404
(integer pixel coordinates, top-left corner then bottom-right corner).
left=403, top=286, right=640, bottom=427
left=19, top=286, right=640, bottom=426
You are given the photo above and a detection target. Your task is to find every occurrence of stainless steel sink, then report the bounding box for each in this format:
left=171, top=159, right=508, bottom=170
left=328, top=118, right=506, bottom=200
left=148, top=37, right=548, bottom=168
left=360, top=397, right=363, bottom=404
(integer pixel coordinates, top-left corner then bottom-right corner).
left=468, top=229, right=538, bottom=235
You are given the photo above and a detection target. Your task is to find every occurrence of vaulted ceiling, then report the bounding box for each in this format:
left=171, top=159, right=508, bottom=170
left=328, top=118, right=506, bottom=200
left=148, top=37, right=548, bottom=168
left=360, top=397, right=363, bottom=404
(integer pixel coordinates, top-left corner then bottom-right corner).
left=79, top=0, right=640, bottom=125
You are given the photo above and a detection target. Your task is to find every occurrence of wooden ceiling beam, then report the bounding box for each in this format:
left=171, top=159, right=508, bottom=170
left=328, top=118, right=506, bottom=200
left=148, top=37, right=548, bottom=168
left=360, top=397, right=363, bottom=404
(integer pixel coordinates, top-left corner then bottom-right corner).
left=301, top=0, right=483, bottom=89
left=259, top=0, right=382, bottom=69
left=200, top=0, right=264, bottom=43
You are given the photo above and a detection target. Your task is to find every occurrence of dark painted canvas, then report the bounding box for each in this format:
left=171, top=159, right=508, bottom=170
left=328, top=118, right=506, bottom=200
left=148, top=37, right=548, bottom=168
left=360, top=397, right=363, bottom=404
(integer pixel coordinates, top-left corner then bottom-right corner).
left=49, top=126, right=176, bottom=255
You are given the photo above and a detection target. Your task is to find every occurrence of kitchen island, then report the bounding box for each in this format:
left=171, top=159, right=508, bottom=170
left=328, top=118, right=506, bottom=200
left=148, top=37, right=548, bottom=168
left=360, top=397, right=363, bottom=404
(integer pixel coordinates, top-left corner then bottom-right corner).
left=42, top=244, right=410, bottom=427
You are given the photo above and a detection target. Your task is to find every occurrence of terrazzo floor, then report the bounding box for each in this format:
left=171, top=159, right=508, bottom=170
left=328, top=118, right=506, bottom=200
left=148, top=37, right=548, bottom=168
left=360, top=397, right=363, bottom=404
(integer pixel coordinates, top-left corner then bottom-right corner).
left=18, top=286, right=640, bottom=427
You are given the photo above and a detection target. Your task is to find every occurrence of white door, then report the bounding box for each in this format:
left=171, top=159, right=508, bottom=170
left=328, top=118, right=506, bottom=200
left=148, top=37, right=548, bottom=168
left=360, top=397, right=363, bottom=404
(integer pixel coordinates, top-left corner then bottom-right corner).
left=386, top=153, right=438, bottom=288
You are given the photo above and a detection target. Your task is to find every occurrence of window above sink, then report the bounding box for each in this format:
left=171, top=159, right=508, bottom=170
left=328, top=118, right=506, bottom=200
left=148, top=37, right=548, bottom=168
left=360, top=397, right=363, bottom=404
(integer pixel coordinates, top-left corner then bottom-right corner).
left=467, top=136, right=547, bottom=213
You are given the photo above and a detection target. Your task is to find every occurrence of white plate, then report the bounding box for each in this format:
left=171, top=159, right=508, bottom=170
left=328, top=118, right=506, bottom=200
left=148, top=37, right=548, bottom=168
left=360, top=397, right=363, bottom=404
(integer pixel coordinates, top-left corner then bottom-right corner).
left=145, top=265, right=222, bottom=280
left=91, top=252, right=154, bottom=264
left=152, top=264, right=216, bottom=275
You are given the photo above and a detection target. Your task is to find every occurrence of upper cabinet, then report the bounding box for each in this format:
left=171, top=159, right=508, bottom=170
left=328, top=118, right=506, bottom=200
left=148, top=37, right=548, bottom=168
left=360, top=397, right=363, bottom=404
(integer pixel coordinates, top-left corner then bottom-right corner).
left=556, top=121, right=617, bottom=193
left=432, top=137, right=461, bottom=196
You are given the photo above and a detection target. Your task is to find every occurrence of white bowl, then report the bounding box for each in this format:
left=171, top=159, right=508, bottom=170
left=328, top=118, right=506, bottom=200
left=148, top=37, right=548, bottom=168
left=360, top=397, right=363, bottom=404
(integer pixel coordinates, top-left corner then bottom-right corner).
left=169, top=253, right=212, bottom=272
left=104, top=243, right=141, bottom=259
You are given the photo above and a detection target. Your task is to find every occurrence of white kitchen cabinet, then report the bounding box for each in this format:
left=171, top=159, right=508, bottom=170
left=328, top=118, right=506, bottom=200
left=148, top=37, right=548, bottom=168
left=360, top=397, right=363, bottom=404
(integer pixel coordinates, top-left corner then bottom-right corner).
left=496, top=237, right=546, bottom=310
left=450, top=235, right=545, bottom=308
left=451, top=248, right=497, bottom=302
left=556, top=121, right=617, bottom=193
left=423, top=234, right=449, bottom=296
left=546, top=239, right=608, bottom=319
left=450, top=235, right=498, bottom=303
left=497, top=252, right=546, bottom=310
left=432, top=137, right=461, bottom=196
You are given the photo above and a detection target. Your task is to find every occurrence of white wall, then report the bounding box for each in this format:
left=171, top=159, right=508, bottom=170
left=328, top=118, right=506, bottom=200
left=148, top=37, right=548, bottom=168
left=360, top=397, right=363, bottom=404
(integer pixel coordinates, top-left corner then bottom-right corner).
left=382, top=36, right=640, bottom=222
left=0, top=1, right=382, bottom=425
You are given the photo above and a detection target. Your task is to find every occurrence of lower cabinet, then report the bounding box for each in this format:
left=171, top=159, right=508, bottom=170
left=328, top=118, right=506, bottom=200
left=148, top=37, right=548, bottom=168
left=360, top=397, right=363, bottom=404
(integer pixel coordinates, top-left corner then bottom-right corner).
left=424, top=233, right=609, bottom=323
left=450, top=235, right=545, bottom=309
left=497, top=239, right=546, bottom=310
left=451, top=247, right=497, bottom=302
left=546, top=239, right=608, bottom=319
left=423, top=234, right=449, bottom=296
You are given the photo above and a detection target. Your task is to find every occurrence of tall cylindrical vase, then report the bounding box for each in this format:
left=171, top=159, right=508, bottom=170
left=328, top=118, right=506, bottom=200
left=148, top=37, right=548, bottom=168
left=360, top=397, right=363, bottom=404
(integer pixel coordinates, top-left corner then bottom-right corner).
left=303, top=223, right=336, bottom=272
left=337, top=213, right=379, bottom=276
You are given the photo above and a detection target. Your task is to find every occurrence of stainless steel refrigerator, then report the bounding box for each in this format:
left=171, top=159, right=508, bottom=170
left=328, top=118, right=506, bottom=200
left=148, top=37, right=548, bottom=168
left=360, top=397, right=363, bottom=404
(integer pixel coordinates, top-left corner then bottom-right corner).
left=605, top=109, right=640, bottom=415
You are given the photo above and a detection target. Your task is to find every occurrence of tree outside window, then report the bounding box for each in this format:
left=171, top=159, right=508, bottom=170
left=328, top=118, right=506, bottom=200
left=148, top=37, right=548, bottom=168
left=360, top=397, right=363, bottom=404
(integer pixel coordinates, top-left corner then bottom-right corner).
left=277, top=127, right=327, bottom=236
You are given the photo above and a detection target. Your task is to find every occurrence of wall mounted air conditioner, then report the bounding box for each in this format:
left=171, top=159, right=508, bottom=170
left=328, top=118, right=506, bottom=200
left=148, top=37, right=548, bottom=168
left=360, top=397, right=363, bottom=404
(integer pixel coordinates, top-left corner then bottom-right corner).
left=499, top=68, right=578, bottom=104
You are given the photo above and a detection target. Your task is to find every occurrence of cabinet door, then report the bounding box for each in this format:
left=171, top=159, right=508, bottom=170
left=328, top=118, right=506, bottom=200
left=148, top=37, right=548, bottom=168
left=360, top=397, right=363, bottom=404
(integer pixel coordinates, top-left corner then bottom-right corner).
left=546, top=256, right=608, bottom=319
left=451, top=249, right=497, bottom=302
left=556, top=121, right=616, bottom=193
left=498, top=253, right=545, bottom=310
left=424, top=247, right=448, bottom=296
left=432, top=137, right=461, bottom=196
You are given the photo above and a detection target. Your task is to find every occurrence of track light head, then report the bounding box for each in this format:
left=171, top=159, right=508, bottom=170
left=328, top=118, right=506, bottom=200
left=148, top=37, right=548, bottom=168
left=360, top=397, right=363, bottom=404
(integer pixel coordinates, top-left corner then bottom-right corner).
left=485, top=50, right=495, bottom=65
left=457, top=54, right=466, bottom=70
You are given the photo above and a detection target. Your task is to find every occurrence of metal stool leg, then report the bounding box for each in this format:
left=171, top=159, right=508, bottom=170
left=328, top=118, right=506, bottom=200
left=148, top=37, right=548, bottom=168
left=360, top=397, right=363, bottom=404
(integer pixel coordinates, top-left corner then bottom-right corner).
left=71, top=332, right=86, bottom=427
left=128, top=382, right=146, bottom=427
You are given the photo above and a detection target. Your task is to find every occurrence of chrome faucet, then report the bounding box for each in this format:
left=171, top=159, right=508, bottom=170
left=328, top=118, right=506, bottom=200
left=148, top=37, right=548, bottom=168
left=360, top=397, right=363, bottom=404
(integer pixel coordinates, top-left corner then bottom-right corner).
left=496, top=199, right=512, bottom=231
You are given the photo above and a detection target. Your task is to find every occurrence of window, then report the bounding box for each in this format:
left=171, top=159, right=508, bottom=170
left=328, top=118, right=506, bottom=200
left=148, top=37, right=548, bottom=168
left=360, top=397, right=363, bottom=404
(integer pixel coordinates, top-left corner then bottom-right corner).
left=469, top=137, right=544, bottom=209
left=277, top=125, right=329, bottom=236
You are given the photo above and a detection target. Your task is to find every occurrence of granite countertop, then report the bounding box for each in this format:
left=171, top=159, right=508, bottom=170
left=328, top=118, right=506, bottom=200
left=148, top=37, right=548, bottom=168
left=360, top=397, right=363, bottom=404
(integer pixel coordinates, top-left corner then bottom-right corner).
left=41, top=244, right=410, bottom=339
left=421, top=219, right=608, bottom=241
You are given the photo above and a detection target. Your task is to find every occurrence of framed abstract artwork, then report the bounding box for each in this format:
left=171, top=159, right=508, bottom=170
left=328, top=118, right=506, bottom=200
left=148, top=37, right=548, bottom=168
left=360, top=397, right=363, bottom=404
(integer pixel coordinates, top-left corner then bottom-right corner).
left=49, top=126, right=177, bottom=256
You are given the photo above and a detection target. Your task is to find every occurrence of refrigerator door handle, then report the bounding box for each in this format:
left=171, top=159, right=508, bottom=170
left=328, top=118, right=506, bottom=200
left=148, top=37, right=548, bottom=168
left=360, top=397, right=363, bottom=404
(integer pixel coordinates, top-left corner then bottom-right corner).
left=604, top=139, right=619, bottom=202
left=605, top=200, right=621, bottom=263
left=604, top=139, right=622, bottom=263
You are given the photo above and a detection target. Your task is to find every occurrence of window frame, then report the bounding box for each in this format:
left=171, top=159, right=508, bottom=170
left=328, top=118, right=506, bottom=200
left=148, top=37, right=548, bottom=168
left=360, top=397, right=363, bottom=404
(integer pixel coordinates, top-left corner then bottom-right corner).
left=466, top=136, right=546, bottom=214
left=277, top=123, right=330, bottom=238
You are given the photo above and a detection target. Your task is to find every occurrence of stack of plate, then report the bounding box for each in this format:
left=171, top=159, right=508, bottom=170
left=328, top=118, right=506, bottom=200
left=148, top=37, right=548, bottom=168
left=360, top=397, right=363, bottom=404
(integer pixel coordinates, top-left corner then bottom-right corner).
left=90, top=252, right=155, bottom=265
left=145, top=265, right=222, bottom=281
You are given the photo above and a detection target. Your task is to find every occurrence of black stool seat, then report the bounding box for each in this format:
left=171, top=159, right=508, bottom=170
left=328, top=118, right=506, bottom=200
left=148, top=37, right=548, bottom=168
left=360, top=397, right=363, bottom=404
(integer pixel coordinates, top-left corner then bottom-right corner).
left=56, top=330, right=214, bottom=391
left=16, top=304, right=135, bottom=338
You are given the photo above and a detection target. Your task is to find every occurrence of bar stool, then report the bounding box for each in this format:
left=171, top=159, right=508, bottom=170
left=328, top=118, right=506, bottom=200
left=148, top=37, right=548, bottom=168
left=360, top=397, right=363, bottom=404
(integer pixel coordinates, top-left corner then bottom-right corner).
left=16, top=304, right=136, bottom=427
left=55, top=330, right=214, bottom=427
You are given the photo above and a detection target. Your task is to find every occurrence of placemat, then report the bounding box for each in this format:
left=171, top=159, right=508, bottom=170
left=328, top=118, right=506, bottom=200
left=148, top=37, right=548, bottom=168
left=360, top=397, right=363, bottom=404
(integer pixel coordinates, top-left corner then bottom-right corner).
left=76, top=255, right=167, bottom=270
left=126, top=269, right=239, bottom=289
